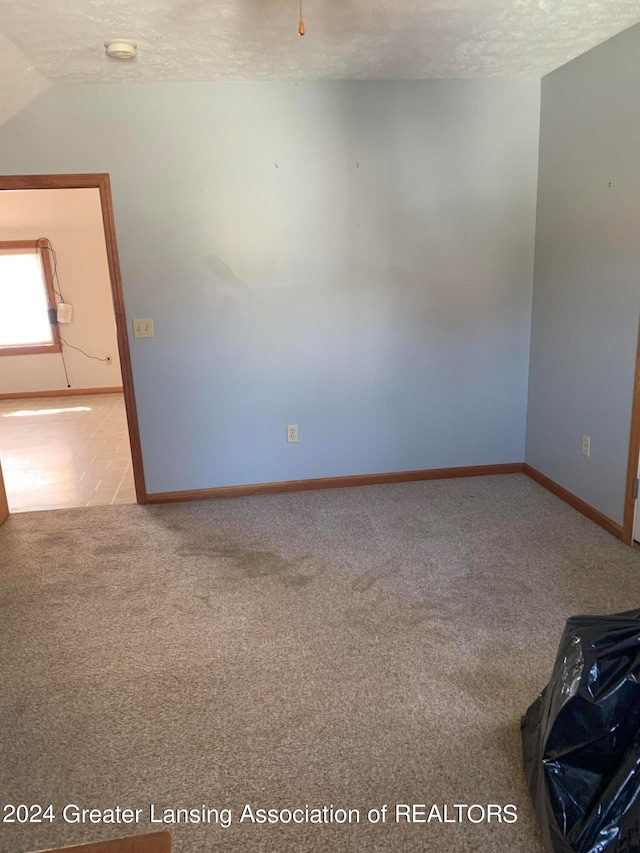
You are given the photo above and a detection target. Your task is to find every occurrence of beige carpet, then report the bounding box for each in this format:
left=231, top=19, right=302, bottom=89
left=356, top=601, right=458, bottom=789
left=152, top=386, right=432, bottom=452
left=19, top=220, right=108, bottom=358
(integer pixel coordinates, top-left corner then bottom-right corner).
left=1, top=473, right=639, bottom=853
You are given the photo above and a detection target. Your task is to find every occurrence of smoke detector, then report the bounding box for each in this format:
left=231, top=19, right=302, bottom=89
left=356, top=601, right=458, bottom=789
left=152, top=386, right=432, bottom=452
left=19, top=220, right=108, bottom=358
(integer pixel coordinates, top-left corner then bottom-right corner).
left=104, top=40, right=137, bottom=60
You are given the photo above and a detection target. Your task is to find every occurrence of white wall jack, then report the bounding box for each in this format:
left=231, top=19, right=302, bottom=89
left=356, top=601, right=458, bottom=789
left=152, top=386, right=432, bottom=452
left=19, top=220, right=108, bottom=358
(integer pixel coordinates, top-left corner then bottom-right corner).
left=582, top=435, right=591, bottom=457
left=133, top=318, right=154, bottom=338
left=287, top=424, right=298, bottom=443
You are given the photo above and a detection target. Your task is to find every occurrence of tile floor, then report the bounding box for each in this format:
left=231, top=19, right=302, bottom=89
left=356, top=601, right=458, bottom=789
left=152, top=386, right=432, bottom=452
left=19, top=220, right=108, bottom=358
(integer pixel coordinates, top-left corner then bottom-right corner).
left=0, top=393, right=135, bottom=512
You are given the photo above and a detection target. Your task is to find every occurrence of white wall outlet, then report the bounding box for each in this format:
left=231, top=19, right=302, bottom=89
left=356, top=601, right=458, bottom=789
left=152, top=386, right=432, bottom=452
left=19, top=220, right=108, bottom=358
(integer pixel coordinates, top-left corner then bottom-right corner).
left=133, top=318, right=154, bottom=338
left=105, top=356, right=113, bottom=366
left=287, top=424, right=298, bottom=443
left=582, top=434, right=591, bottom=457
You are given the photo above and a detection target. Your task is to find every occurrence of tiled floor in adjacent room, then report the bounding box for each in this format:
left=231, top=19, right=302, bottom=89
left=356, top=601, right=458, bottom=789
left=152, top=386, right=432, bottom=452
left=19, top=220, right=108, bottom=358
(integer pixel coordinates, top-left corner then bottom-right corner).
left=0, top=392, right=135, bottom=512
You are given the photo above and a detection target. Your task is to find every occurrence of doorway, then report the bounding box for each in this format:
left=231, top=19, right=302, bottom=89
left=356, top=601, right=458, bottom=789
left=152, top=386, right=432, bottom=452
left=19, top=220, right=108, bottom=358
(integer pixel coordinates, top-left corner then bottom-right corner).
left=623, top=323, right=640, bottom=545
left=0, top=174, right=145, bottom=520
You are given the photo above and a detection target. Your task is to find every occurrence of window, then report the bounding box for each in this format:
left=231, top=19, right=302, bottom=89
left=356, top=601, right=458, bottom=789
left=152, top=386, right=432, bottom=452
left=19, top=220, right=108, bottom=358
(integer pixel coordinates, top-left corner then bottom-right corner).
left=0, top=240, right=60, bottom=356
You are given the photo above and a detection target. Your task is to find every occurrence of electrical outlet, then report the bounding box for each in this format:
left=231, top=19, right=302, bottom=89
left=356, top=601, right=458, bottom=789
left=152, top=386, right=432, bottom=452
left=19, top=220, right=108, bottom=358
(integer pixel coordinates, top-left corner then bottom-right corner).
left=287, top=424, right=298, bottom=443
left=133, top=318, right=154, bottom=338
left=582, top=435, right=591, bottom=457
left=105, top=356, right=113, bottom=366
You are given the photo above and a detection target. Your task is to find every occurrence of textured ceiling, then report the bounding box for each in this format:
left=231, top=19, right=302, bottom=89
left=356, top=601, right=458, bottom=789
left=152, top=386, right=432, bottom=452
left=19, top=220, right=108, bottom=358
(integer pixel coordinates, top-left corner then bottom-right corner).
left=0, top=0, right=639, bottom=86
left=0, top=0, right=638, bottom=127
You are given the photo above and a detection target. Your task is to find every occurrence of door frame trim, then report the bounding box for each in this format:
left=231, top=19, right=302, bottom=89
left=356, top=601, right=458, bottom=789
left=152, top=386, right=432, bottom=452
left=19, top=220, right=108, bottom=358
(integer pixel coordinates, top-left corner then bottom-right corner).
left=0, top=173, right=147, bottom=504
left=623, top=321, right=640, bottom=544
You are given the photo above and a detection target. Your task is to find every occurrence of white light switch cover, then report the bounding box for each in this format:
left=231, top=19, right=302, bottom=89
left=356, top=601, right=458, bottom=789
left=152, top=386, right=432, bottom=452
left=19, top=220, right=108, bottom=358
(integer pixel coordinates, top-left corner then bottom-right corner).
left=133, top=318, right=154, bottom=338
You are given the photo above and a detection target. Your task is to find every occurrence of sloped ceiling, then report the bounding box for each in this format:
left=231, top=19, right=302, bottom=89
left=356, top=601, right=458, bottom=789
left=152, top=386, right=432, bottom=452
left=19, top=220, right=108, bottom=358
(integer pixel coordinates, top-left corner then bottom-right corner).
left=0, top=0, right=639, bottom=125
left=0, top=33, right=50, bottom=127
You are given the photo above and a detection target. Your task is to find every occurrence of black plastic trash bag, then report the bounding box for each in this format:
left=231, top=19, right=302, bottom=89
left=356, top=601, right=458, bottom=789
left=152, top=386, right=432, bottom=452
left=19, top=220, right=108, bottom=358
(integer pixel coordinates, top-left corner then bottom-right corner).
left=522, top=609, right=640, bottom=853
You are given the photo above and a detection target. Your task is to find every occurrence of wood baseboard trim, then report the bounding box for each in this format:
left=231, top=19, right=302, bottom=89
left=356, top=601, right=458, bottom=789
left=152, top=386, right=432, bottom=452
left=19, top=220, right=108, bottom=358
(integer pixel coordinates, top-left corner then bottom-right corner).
left=0, top=387, right=123, bottom=400
left=523, top=464, right=622, bottom=539
left=147, top=462, right=525, bottom=504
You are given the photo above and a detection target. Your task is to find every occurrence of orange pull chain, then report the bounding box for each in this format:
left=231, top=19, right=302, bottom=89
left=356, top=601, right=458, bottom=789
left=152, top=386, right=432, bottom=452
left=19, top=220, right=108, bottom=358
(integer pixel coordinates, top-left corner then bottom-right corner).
left=298, top=0, right=305, bottom=35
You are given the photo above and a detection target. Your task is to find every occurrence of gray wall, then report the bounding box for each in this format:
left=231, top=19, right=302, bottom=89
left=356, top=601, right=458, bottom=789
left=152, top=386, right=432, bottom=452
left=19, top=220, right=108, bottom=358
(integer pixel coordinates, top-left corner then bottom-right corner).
left=0, top=80, right=540, bottom=493
left=527, top=23, right=640, bottom=525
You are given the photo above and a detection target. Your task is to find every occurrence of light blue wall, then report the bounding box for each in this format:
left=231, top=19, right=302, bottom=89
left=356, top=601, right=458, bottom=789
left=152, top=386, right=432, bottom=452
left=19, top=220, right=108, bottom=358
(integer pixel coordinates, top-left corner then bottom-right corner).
left=526, top=24, right=640, bottom=525
left=0, top=80, right=540, bottom=493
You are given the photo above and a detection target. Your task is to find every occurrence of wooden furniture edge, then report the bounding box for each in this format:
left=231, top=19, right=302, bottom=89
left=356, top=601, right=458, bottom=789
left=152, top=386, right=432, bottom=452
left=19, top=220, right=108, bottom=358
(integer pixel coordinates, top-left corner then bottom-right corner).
left=28, top=830, right=171, bottom=853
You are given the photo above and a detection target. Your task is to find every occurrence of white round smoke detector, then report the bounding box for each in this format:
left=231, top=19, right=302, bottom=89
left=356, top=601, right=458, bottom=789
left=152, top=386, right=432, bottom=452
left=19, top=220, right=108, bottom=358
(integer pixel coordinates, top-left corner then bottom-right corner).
left=104, top=40, right=137, bottom=60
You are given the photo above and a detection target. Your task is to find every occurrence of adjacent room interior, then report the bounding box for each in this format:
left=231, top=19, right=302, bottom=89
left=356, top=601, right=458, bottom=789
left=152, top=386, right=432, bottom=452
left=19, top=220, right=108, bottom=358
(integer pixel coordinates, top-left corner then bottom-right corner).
left=1, top=5, right=640, bottom=853
left=0, top=188, right=135, bottom=511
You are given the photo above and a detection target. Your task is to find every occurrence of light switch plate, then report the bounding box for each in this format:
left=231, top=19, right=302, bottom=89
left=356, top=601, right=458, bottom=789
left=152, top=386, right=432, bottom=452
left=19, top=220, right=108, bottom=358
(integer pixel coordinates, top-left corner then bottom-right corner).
left=133, top=318, right=154, bottom=338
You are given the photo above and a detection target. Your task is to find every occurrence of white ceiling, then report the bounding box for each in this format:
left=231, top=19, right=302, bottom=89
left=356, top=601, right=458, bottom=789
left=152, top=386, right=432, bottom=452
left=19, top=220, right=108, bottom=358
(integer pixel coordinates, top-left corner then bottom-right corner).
left=0, top=1, right=639, bottom=123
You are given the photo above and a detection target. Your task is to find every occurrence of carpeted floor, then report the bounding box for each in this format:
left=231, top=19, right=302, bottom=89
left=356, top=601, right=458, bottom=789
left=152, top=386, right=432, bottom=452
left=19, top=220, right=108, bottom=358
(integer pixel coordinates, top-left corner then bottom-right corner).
left=1, top=473, right=639, bottom=853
